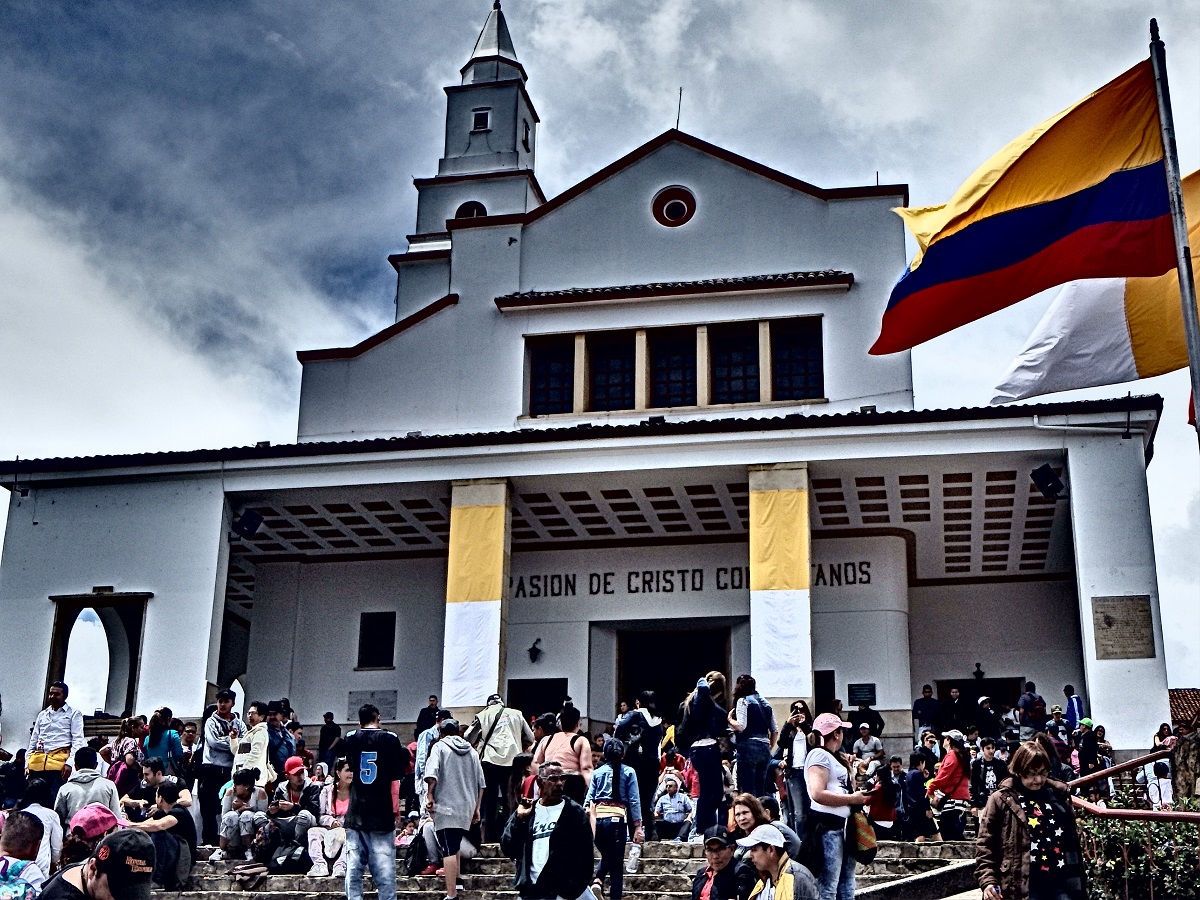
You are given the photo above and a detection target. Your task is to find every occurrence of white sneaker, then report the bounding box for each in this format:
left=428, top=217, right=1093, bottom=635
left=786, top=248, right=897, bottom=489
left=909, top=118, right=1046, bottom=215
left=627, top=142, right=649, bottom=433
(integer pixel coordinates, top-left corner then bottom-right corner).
left=308, top=861, right=330, bottom=877
left=331, top=862, right=346, bottom=878
left=208, top=849, right=225, bottom=862
left=244, top=849, right=256, bottom=861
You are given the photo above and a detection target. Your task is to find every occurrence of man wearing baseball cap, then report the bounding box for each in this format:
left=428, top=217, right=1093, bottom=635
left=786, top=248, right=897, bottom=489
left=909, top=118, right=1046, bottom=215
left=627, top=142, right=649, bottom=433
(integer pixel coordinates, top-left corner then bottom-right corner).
left=690, top=826, right=755, bottom=900
left=735, top=824, right=818, bottom=900
left=39, top=830, right=155, bottom=900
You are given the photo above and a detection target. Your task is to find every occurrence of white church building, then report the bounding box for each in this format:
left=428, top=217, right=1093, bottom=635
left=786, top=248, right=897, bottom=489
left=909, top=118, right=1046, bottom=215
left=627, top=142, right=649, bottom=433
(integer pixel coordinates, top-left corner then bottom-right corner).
left=0, top=4, right=1172, bottom=751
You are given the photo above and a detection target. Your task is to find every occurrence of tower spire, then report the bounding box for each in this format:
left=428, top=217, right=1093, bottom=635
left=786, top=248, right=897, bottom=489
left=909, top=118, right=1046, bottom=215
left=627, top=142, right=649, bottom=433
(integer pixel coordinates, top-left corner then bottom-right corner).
left=462, top=0, right=525, bottom=84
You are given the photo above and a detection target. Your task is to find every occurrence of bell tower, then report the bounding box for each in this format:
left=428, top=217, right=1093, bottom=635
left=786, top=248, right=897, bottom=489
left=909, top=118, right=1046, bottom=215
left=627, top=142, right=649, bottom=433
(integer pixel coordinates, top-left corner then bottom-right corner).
left=412, top=1, right=544, bottom=238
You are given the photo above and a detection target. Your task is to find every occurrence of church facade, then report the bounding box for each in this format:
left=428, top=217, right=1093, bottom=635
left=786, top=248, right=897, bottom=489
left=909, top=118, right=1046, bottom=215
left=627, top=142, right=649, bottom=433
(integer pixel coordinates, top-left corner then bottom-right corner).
left=0, top=5, right=1171, bottom=751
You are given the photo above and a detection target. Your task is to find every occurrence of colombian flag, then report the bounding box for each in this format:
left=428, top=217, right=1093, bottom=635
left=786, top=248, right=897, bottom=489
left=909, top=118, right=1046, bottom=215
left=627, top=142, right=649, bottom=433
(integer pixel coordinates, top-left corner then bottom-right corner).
left=871, top=60, right=1176, bottom=355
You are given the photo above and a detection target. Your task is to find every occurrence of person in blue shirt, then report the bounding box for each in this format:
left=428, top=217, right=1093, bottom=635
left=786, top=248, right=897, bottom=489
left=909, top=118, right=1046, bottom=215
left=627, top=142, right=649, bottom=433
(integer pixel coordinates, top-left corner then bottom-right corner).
left=1062, top=686, right=1085, bottom=731
left=652, top=775, right=694, bottom=841
left=584, top=739, right=642, bottom=900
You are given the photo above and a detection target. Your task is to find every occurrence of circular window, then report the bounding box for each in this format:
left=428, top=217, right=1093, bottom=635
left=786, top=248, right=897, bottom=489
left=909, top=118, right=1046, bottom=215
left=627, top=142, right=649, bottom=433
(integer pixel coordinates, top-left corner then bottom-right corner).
left=652, top=186, right=696, bottom=227
left=454, top=200, right=488, bottom=219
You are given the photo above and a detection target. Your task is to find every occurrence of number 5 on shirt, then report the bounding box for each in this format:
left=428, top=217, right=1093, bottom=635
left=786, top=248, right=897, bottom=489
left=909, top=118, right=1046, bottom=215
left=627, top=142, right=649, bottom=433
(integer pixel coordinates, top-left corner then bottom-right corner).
left=360, top=751, right=378, bottom=784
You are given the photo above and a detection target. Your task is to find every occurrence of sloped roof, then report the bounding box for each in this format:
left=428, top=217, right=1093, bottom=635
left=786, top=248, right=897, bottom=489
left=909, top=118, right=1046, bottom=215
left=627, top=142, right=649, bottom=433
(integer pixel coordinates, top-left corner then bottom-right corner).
left=1170, top=688, right=1200, bottom=726
left=0, top=395, right=1162, bottom=479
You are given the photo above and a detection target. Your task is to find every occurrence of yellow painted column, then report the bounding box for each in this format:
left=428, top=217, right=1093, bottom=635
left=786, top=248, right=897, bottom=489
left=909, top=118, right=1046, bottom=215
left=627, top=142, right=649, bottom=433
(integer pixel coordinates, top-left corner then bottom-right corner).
left=748, top=463, right=812, bottom=698
left=441, top=479, right=511, bottom=707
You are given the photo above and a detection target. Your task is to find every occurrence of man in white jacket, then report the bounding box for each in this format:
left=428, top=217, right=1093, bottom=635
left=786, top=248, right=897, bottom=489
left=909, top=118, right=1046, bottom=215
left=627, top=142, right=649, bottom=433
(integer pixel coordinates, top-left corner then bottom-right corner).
left=53, top=747, right=121, bottom=826
left=232, top=701, right=273, bottom=787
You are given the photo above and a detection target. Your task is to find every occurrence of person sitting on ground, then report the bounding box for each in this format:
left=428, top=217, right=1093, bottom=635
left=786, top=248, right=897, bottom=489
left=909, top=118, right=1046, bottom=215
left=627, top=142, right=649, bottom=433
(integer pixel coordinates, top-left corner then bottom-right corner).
left=501, top=760, right=593, bottom=900
left=531, top=702, right=593, bottom=806
left=17, top=778, right=62, bottom=881
left=119, top=758, right=191, bottom=824
left=210, top=768, right=267, bottom=861
left=850, top=724, right=885, bottom=781
left=690, top=825, right=755, bottom=900
left=61, top=805, right=119, bottom=866
left=305, top=757, right=352, bottom=877
left=902, top=753, right=940, bottom=843
left=970, top=738, right=1009, bottom=817
left=976, top=741, right=1086, bottom=900
left=54, top=748, right=121, bottom=827
left=735, top=823, right=818, bottom=900
left=728, top=793, right=801, bottom=861
left=37, top=829, right=155, bottom=900
left=127, top=781, right=196, bottom=890
left=0, top=810, right=46, bottom=897
left=265, top=757, right=321, bottom=849
left=653, top=774, right=694, bottom=842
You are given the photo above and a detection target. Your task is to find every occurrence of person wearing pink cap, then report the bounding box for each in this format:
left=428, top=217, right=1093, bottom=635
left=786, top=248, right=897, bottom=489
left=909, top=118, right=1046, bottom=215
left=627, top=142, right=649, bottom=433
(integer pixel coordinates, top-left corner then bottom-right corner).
left=61, top=804, right=120, bottom=866
left=803, top=713, right=869, bottom=900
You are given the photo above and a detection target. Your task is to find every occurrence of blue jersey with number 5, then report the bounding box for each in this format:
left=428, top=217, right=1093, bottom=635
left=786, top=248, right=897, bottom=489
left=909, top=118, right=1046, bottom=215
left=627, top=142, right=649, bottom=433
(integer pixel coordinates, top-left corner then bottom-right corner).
left=342, top=727, right=406, bottom=832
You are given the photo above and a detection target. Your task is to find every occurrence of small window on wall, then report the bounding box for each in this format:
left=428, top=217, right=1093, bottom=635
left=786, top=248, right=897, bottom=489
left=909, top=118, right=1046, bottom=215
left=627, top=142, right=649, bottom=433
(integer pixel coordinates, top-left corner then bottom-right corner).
left=588, top=331, right=636, bottom=411
left=357, top=612, right=396, bottom=669
left=528, top=335, right=575, bottom=416
left=709, top=323, right=760, bottom=404
left=522, top=119, right=531, bottom=152
left=649, top=327, right=697, bottom=408
left=455, top=201, right=487, bottom=219
left=771, top=318, right=824, bottom=400
left=472, top=109, right=491, bottom=131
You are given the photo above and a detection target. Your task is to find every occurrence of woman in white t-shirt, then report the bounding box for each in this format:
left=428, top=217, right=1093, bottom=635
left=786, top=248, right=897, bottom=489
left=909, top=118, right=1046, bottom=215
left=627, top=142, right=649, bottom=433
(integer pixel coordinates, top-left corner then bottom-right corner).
left=804, top=713, right=870, bottom=900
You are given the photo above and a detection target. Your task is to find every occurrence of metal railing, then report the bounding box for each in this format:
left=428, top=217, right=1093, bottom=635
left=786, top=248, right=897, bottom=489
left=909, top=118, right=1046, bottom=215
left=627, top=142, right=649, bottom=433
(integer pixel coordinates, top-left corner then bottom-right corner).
left=1068, top=748, right=1200, bottom=900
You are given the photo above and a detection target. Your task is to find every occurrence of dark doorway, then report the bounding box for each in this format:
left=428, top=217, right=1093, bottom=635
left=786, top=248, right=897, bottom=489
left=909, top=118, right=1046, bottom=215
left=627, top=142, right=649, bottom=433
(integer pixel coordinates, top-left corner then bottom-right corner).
left=506, top=677, right=570, bottom=721
left=814, top=670, right=837, bottom=714
left=617, top=627, right=730, bottom=719
left=935, top=677, right=1024, bottom=712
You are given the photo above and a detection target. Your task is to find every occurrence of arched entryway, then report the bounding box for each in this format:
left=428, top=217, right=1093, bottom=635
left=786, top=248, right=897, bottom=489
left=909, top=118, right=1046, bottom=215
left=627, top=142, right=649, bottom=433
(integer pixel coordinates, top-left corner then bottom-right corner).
left=47, top=590, right=151, bottom=717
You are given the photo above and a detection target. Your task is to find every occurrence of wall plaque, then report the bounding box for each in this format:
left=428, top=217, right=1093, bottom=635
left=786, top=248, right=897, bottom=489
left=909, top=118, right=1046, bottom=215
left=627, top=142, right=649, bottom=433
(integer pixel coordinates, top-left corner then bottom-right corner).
left=847, top=683, right=877, bottom=707
left=348, top=690, right=398, bottom=721
left=1091, top=596, right=1155, bottom=660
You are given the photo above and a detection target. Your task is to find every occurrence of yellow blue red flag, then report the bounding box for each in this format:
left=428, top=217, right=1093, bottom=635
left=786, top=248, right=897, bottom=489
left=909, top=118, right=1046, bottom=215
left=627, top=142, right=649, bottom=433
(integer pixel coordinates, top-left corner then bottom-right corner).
left=871, top=60, right=1176, bottom=355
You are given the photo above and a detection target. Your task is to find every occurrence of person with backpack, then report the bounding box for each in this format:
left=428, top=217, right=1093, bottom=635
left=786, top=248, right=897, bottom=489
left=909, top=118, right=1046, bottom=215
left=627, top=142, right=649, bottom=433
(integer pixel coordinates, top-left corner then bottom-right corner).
left=614, top=690, right=664, bottom=841
left=465, top=694, right=534, bottom=844
left=0, top=810, right=46, bottom=900
left=1017, top=682, right=1048, bottom=741
left=531, top=703, right=593, bottom=806
left=727, top=676, right=778, bottom=799
left=126, top=781, right=196, bottom=890
left=37, top=830, right=155, bottom=900
left=584, top=739, right=642, bottom=900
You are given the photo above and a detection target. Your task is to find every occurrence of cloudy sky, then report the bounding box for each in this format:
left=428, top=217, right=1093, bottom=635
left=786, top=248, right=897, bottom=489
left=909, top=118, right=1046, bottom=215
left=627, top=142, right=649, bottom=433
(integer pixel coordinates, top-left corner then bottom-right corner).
left=1, top=1, right=1197, bottom=690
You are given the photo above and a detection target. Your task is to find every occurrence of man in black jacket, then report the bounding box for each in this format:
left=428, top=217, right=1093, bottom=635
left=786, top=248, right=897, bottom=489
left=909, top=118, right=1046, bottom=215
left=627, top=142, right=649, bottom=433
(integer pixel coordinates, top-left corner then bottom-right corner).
left=691, top=826, right=755, bottom=900
left=500, top=761, right=593, bottom=900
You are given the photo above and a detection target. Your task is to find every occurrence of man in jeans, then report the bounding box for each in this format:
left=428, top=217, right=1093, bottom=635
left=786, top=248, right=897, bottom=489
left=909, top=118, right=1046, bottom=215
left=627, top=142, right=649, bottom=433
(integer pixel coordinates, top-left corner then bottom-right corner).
left=342, top=704, right=403, bottom=900
left=200, top=690, right=244, bottom=846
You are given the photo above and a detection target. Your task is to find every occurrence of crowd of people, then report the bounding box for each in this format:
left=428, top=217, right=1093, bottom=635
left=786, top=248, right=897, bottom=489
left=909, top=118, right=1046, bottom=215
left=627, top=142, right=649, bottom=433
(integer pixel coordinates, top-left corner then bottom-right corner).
left=0, top=675, right=1192, bottom=900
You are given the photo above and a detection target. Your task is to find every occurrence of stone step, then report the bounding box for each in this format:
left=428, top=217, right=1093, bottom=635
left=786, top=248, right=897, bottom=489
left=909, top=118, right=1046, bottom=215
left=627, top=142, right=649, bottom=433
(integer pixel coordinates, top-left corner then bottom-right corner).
left=167, top=893, right=691, bottom=900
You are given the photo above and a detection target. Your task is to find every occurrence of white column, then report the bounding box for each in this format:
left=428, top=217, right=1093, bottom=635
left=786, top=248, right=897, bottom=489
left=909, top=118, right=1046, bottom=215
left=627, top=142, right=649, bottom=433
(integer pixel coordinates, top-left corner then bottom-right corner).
left=1066, top=436, right=1171, bottom=751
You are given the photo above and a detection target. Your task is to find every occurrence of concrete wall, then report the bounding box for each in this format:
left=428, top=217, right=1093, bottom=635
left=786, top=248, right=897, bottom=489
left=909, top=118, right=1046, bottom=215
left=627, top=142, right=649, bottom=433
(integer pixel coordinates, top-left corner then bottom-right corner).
left=298, top=138, right=913, bottom=443
left=0, top=477, right=228, bottom=740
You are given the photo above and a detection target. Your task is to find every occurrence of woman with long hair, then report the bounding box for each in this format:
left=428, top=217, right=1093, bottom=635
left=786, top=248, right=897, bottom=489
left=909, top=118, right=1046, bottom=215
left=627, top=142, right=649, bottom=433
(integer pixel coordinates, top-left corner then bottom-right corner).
left=507, top=752, right=535, bottom=812
left=727, top=674, right=777, bottom=798
left=1031, top=732, right=1074, bottom=785
left=306, top=758, right=352, bottom=877
left=210, top=767, right=268, bottom=861
left=977, top=741, right=1086, bottom=900
left=532, top=702, right=593, bottom=805
left=1153, top=722, right=1173, bottom=747
left=678, top=672, right=729, bottom=833
left=584, top=738, right=643, bottom=900
left=804, top=713, right=869, bottom=900
left=614, top=690, right=664, bottom=840
left=776, top=700, right=813, bottom=832
left=109, top=718, right=144, bottom=769
left=142, top=707, right=184, bottom=775
left=727, top=792, right=801, bottom=860
left=926, top=730, right=971, bottom=840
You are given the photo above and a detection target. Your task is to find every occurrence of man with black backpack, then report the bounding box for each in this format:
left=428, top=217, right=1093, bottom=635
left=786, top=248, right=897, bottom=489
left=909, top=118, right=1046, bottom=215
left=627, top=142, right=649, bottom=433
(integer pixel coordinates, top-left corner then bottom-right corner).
left=1017, top=682, right=1048, bottom=741
left=613, top=691, right=663, bottom=841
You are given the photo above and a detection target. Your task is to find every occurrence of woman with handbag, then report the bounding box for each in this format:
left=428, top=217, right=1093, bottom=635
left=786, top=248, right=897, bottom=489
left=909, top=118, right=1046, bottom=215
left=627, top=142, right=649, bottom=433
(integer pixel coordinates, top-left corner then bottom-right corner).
left=802, top=713, right=869, bottom=900
left=926, top=730, right=971, bottom=841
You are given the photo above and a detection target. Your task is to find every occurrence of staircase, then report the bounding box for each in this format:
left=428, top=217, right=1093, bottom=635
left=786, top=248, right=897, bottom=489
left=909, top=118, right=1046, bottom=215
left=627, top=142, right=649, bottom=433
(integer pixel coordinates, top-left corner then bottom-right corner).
left=165, top=839, right=977, bottom=899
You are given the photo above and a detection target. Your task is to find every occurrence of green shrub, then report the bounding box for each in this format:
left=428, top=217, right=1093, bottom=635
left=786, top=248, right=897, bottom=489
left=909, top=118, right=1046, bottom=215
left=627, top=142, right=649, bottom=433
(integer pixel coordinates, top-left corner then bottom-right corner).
left=1077, top=790, right=1200, bottom=900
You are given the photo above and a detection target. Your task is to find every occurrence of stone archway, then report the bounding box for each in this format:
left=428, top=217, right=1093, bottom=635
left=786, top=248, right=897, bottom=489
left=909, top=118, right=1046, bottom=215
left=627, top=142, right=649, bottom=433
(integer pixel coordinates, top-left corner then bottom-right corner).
left=47, top=591, right=151, bottom=717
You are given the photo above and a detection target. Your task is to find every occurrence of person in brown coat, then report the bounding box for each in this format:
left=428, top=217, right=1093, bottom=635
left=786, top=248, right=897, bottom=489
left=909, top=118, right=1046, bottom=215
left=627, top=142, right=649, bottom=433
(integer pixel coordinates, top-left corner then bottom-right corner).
left=976, top=741, right=1086, bottom=900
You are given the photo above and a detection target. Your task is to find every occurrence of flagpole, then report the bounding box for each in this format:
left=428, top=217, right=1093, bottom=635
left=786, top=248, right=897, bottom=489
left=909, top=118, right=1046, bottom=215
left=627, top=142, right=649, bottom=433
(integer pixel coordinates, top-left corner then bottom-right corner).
left=1149, top=18, right=1200, bottom=444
